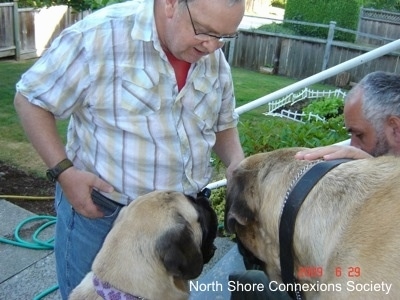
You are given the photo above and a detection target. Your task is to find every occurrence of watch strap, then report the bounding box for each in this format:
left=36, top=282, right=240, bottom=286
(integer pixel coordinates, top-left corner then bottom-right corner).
left=46, top=158, right=73, bottom=182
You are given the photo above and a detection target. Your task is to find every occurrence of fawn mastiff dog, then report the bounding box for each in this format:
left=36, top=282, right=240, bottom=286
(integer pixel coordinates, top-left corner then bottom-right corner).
left=69, top=190, right=218, bottom=300
left=225, top=148, right=400, bottom=299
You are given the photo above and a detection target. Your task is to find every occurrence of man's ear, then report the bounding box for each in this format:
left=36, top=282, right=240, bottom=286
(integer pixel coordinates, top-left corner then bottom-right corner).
left=387, top=116, right=400, bottom=144
left=165, top=0, right=179, bottom=18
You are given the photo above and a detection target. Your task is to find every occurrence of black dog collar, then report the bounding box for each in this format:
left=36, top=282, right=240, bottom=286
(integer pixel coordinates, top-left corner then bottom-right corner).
left=279, top=159, right=351, bottom=300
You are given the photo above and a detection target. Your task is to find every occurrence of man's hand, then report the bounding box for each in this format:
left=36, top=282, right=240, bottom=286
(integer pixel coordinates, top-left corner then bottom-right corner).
left=57, top=167, right=114, bottom=218
left=295, top=145, right=373, bottom=161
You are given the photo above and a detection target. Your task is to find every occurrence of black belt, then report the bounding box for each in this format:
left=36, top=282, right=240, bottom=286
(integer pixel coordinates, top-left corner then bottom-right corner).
left=91, top=189, right=124, bottom=211
left=91, top=188, right=212, bottom=211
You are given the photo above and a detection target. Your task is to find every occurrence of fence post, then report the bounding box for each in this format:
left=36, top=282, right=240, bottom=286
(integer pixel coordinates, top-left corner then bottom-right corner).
left=13, top=0, right=21, bottom=60
left=227, top=40, right=235, bottom=65
left=356, top=6, right=364, bottom=43
left=322, top=21, right=336, bottom=71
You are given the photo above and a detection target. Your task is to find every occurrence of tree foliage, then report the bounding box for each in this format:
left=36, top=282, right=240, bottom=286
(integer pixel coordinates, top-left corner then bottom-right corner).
left=14, top=0, right=123, bottom=11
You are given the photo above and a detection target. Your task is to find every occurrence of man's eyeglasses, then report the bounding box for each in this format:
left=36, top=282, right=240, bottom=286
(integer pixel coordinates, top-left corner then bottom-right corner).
left=185, top=0, right=239, bottom=43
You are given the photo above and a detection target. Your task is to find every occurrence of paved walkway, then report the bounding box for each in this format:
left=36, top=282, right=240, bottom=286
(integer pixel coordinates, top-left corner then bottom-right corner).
left=0, top=200, right=60, bottom=300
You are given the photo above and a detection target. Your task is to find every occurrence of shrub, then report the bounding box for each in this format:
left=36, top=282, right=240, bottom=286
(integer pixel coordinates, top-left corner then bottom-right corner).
left=271, top=0, right=286, bottom=9
left=284, top=0, right=363, bottom=42
left=364, top=0, right=400, bottom=11
left=257, top=23, right=297, bottom=35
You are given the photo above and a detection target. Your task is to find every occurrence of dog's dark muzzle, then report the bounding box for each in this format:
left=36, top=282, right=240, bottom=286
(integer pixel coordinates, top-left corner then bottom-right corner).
left=191, top=188, right=218, bottom=264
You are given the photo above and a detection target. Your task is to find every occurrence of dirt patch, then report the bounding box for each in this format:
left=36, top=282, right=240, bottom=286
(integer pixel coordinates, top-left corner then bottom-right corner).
left=0, top=161, right=56, bottom=216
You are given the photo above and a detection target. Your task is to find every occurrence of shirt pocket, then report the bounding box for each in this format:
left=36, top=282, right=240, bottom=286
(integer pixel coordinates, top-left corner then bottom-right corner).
left=88, top=69, right=162, bottom=132
left=188, top=77, right=222, bottom=130
left=119, top=69, right=161, bottom=117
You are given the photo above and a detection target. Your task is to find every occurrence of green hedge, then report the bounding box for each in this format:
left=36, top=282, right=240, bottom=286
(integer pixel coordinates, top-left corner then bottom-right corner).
left=284, top=0, right=363, bottom=42
left=363, top=0, right=400, bottom=11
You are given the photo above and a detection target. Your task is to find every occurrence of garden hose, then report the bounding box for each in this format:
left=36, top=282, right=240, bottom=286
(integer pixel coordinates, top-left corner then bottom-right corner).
left=0, top=195, right=54, bottom=200
left=0, top=215, right=56, bottom=249
left=0, top=208, right=59, bottom=299
left=32, top=284, right=60, bottom=300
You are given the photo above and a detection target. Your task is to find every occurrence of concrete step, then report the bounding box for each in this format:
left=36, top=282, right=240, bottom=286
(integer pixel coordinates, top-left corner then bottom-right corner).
left=0, top=199, right=60, bottom=299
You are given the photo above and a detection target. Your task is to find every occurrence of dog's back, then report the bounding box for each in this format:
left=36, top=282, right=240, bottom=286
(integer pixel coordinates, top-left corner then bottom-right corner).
left=321, top=157, right=400, bottom=299
left=226, top=149, right=400, bottom=299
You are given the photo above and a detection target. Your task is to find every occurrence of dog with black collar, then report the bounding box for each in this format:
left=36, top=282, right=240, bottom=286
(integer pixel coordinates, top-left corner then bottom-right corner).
left=226, top=147, right=400, bottom=299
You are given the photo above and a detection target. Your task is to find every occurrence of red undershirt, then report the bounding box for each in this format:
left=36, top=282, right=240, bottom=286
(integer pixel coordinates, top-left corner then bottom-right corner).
left=166, top=52, right=191, bottom=91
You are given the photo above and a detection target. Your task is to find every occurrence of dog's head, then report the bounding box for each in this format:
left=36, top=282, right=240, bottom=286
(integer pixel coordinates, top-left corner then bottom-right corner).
left=225, top=148, right=308, bottom=278
left=90, top=190, right=217, bottom=298
left=153, top=191, right=218, bottom=280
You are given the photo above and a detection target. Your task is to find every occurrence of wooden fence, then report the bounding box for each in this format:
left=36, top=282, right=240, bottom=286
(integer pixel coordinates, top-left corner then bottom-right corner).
left=0, top=2, right=17, bottom=58
left=357, top=8, right=400, bottom=46
left=228, top=26, right=400, bottom=86
left=0, top=3, right=88, bottom=59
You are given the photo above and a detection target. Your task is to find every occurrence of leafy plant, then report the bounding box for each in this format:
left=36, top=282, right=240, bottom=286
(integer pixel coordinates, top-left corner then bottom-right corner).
left=302, top=97, right=344, bottom=121
left=209, top=187, right=228, bottom=235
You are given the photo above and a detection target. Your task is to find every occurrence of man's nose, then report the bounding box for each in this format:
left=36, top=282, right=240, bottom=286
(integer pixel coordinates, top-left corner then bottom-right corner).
left=202, top=39, right=224, bottom=53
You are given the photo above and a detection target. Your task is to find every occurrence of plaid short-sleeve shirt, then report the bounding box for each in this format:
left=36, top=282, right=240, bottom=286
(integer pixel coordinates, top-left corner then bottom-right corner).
left=16, top=0, right=239, bottom=204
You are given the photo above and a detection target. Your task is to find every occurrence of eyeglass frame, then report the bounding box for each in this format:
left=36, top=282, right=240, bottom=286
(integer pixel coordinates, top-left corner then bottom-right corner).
left=184, top=0, right=239, bottom=43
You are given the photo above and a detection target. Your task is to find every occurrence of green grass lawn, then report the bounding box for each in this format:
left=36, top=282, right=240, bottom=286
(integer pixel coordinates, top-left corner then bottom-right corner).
left=0, top=59, right=337, bottom=176
left=0, top=58, right=69, bottom=175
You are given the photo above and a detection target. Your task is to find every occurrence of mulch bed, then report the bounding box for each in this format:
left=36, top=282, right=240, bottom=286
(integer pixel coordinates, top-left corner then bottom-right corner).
left=0, top=161, right=56, bottom=216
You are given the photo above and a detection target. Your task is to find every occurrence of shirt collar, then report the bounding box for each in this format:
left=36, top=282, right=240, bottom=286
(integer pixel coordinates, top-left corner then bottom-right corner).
left=130, top=0, right=155, bottom=43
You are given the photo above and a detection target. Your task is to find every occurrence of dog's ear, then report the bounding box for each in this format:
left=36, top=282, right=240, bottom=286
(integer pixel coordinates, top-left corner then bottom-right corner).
left=156, top=218, right=204, bottom=280
left=225, top=168, right=256, bottom=233
left=189, top=195, right=218, bottom=264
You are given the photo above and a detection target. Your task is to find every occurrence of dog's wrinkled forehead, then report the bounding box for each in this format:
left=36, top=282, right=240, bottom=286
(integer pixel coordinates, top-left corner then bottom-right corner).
left=155, top=191, right=217, bottom=248
left=225, top=148, right=308, bottom=232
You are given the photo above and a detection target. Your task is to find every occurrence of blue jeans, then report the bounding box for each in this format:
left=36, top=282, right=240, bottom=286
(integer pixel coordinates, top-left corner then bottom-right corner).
left=54, top=184, right=122, bottom=299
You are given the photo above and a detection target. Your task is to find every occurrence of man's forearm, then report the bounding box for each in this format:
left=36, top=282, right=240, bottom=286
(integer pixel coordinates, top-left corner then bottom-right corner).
left=14, top=92, right=68, bottom=168
left=214, top=127, right=245, bottom=169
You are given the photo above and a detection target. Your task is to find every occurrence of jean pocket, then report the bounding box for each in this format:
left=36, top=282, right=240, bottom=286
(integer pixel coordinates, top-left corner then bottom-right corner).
left=91, top=190, right=123, bottom=218
left=55, top=183, right=64, bottom=211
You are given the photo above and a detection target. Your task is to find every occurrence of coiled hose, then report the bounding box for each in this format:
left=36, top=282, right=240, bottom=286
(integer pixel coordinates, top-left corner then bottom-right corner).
left=0, top=196, right=59, bottom=299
